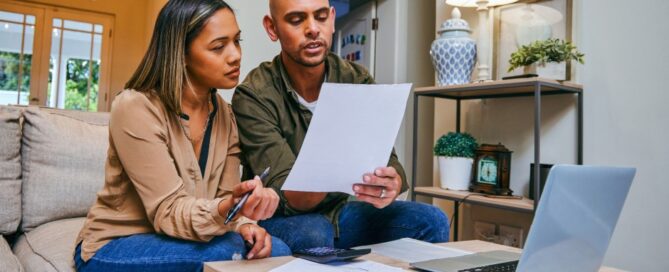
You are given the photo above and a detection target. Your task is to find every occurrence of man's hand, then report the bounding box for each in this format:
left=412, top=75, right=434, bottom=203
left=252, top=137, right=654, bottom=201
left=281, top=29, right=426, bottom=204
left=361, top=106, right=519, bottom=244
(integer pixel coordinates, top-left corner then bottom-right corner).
left=352, top=166, right=401, bottom=209
left=239, top=224, right=272, bottom=259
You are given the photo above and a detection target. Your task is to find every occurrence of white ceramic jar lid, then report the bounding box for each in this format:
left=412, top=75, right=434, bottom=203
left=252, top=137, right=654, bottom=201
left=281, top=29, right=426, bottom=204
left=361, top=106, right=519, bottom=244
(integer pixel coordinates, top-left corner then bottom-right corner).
left=438, top=7, right=471, bottom=34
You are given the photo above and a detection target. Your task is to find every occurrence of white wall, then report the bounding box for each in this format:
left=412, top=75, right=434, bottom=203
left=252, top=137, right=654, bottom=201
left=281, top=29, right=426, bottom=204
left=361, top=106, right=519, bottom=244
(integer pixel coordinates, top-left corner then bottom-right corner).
left=433, top=0, right=669, bottom=270
left=434, top=1, right=578, bottom=204
left=219, top=0, right=280, bottom=102
left=375, top=0, right=435, bottom=187
left=432, top=1, right=541, bottom=241
left=577, top=0, right=669, bottom=270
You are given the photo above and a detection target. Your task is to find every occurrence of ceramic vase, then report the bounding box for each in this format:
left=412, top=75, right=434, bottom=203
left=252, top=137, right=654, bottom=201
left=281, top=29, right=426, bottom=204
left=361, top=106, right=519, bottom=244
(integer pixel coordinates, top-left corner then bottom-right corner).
left=438, top=156, right=473, bottom=191
left=430, top=8, right=477, bottom=86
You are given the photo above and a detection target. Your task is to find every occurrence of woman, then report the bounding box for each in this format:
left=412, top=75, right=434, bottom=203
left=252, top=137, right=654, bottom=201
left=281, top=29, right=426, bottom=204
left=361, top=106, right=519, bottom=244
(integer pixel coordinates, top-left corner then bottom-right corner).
left=74, top=0, right=290, bottom=271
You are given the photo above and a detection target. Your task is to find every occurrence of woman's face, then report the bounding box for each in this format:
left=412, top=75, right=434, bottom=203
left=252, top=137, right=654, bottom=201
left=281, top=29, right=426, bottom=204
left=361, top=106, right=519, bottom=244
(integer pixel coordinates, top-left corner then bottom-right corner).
left=186, top=8, right=241, bottom=90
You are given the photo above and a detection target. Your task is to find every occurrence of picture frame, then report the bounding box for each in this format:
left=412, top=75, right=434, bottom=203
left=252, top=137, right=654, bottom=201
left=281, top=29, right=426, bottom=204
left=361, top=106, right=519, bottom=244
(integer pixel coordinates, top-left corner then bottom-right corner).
left=492, top=0, right=573, bottom=80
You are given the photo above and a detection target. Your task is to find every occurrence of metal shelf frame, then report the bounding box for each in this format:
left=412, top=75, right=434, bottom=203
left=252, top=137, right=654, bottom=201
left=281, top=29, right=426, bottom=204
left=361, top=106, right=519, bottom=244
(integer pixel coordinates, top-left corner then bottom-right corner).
left=409, top=78, right=583, bottom=241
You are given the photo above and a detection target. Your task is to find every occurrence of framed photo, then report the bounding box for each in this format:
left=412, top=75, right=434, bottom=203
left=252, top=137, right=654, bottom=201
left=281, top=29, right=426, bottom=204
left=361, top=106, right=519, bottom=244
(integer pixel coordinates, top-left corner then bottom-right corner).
left=492, top=0, right=573, bottom=80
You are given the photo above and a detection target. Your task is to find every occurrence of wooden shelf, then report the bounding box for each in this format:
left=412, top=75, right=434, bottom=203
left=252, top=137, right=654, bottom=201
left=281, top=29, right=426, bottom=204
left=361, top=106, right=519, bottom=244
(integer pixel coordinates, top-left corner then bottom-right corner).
left=414, top=78, right=582, bottom=100
left=411, top=78, right=583, bottom=240
left=414, top=186, right=534, bottom=213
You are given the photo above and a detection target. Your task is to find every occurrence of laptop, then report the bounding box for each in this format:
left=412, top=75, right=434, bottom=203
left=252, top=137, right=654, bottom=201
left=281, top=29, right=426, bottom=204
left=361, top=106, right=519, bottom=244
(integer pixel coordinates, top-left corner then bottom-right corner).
left=411, top=165, right=635, bottom=272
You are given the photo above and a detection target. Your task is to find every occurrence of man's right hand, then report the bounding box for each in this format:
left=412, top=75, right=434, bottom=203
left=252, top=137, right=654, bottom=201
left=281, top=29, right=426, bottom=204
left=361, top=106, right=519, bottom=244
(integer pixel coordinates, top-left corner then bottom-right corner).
left=284, top=191, right=327, bottom=211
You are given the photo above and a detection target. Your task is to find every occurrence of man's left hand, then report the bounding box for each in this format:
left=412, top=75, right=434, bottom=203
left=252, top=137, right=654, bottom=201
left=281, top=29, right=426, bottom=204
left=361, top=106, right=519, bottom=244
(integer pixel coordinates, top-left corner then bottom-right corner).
left=352, top=166, right=401, bottom=209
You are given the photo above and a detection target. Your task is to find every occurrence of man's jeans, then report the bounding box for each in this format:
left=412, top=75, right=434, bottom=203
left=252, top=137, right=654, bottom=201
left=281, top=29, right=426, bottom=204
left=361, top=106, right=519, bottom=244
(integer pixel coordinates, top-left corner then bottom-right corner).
left=74, top=232, right=291, bottom=272
left=259, top=201, right=449, bottom=250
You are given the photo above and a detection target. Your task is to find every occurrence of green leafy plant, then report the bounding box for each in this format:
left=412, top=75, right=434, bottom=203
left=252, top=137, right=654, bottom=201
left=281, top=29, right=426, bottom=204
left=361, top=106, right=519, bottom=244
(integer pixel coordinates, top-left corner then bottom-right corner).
left=0, top=52, right=32, bottom=91
left=507, top=38, right=585, bottom=72
left=433, top=132, right=478, bottom=158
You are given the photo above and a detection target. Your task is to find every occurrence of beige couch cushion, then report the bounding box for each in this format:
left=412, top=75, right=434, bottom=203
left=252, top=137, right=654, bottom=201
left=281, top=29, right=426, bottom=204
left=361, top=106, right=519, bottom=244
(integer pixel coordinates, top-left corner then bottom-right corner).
left=1, top=235, right=23, bottom=272
left=20, top=107, right=109, bottom=231
left=13, top=217, right=84, bottom=272
left=0, top=106, right=23, bottom=235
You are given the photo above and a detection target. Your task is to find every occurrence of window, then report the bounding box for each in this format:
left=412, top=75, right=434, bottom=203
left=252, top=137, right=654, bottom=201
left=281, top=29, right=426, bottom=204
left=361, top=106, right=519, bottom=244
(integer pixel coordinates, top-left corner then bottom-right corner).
left=0, top=1, right=113, bottom=112
left=0, top=10, right=35, bottom=105
left=49, top=18, right=105, bottom=111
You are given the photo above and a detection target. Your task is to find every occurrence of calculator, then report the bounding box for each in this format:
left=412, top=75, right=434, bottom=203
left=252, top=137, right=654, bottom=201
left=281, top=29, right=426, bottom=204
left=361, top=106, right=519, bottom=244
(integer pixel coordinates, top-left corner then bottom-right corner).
left=293, top=247, right=371, bottom=263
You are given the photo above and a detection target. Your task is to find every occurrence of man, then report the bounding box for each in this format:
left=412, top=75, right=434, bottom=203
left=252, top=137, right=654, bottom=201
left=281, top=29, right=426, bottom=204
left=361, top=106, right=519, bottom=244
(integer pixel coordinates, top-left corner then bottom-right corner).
left=232, top=0, right=448, bottom=250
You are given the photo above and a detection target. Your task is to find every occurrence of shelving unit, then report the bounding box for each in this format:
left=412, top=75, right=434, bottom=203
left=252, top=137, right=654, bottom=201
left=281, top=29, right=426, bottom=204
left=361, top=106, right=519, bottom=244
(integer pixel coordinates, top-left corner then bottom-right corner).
left=410, top=78, right=583, bottom=240
left=413, top=187, right=534, bottom=213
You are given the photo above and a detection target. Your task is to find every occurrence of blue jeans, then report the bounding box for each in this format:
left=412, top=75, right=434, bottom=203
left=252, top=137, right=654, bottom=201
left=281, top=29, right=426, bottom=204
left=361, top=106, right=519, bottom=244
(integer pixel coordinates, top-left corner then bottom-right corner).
left=74, top=232, right=291, bottom=272
left=259, top=201, right=449, bottom=251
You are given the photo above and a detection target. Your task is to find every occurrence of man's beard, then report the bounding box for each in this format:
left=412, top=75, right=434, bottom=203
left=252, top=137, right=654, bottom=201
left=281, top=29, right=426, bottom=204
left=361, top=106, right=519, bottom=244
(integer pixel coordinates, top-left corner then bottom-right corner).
left=285, top=50, right=327, bottom=67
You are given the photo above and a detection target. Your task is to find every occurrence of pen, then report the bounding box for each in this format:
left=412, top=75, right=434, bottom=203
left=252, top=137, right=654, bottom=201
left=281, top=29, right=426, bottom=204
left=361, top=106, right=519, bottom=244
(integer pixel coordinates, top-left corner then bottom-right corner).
left=224, top=166, right=270, bottom=225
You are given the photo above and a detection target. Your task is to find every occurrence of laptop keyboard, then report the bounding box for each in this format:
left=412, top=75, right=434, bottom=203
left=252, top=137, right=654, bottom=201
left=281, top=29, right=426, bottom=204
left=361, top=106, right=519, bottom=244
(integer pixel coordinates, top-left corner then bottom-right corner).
left=458, top=260, right=518, bottom=272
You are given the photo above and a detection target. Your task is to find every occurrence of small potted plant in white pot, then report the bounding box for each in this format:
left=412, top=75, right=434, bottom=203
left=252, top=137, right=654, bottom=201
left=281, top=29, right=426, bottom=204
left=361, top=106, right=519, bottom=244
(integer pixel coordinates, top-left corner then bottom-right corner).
left=434, top=132, right=478, bottom=190
left=507, top=38, right=585, bottom=76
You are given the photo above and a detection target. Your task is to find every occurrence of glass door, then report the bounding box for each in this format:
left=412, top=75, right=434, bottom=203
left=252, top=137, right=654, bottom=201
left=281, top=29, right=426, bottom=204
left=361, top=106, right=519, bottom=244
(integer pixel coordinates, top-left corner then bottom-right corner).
left=0, top=1, right=113, bottom=111
left=48, top=18, right=106, bottom=111
left=0, top=6, right=43, bottom=106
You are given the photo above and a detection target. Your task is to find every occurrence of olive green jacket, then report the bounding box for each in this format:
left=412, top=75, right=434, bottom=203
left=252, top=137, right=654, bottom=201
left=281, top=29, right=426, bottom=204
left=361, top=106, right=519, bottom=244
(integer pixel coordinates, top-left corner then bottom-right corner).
left=232, top=53, right=407, bottom=235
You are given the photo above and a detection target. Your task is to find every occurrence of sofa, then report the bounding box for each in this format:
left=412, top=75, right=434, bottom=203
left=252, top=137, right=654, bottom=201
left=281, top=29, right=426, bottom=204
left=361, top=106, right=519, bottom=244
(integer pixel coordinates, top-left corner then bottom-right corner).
left=0, top=105, right=110, bottom=272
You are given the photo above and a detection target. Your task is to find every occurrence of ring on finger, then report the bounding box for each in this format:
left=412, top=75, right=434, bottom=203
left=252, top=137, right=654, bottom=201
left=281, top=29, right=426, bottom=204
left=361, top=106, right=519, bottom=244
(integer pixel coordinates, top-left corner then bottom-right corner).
left=379, top=188, right=387, bottom=198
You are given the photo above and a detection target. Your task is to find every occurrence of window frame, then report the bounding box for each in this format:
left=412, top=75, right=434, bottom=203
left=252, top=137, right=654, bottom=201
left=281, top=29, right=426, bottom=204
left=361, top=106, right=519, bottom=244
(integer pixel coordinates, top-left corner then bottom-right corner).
left=0, top=0, right=113, bottom=111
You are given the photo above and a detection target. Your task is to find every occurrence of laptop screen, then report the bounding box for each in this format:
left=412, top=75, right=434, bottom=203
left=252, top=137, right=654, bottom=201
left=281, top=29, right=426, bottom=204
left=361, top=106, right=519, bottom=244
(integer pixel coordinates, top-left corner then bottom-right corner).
left=517, top=165, right=635, bottom=271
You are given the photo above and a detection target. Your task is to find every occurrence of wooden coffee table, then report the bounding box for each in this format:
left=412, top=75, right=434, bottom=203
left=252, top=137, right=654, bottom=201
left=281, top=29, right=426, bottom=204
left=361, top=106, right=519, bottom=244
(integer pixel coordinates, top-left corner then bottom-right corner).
left=204, top=240, right=624, bottom=271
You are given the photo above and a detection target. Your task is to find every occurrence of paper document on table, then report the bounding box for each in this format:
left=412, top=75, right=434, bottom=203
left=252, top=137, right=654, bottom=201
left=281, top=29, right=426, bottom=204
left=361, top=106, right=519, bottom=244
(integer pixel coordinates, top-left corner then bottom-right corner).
left=281, top=83, right=412, bottom=195
left=268, top=258, right=340, bottom=272
left=353, top=238, right=473, bottom=263
left=269, top=258, right=403, bottom=272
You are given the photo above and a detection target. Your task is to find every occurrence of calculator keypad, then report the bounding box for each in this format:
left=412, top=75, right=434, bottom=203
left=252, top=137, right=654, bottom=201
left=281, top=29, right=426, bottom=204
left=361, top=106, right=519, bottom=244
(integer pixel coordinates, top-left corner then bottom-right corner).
left=296, top=247, right=346, bottom=256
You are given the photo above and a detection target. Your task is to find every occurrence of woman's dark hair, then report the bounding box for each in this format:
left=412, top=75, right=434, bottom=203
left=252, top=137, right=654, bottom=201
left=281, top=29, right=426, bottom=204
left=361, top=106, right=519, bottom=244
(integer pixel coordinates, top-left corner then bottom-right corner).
left=125, top=0, right=233, bottom=114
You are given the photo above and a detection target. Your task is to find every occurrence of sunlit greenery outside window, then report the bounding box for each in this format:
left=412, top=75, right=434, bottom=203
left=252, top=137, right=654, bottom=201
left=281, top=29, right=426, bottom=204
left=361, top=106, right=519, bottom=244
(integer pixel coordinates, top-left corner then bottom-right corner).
left=0, top=51, right=31, bottom=104
left=65, top=58, right=99, bottom=112
left=1, top=52, right=99, bottom=110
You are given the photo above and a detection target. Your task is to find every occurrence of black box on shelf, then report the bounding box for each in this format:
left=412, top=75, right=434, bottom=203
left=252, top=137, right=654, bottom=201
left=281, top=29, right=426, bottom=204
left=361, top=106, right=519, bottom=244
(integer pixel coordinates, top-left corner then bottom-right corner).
left=529, top=163, right=553, bottom=200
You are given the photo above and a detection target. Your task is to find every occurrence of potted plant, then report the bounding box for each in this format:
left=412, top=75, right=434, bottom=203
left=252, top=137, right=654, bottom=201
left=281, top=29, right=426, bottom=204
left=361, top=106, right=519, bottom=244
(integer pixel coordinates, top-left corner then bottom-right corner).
left=434, top=132, right=478, bottom=190
left=507, top=38, right=585, bottom=75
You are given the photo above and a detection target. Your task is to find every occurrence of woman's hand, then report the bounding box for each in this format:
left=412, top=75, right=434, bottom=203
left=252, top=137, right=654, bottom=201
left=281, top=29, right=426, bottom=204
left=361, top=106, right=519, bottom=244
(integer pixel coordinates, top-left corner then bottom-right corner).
left=220, top=177, right=280, bottom=221
left=239, top=224, right=272, bottom=259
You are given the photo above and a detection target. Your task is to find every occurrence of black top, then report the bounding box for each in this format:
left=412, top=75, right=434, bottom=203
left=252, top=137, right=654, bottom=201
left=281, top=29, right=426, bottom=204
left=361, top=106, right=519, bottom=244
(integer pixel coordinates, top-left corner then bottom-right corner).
left=180, top=90, right=218, bottom=176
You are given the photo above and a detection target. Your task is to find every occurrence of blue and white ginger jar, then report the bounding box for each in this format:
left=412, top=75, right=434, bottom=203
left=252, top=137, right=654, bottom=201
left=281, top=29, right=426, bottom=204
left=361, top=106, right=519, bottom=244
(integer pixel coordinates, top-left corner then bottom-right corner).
left=430, top=8, right=476, bottom=86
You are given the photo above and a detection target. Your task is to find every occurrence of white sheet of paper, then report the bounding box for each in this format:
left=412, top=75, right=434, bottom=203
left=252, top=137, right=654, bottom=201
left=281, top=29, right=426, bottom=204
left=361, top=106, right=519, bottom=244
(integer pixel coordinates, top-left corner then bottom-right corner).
left=269, top=258, right=341, bottom=272
left=331, top=260, right=404, bottom=272
left=281, top=83, right=412, bottom=195
left=353, top=238, right=473, bottom=263
left=269, top=258, right=403, bottom=272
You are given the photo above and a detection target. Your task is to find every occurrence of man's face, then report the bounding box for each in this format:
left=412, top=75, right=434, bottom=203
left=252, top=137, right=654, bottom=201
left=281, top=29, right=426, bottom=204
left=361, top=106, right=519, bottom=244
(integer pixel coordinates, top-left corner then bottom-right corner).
left=268, top=0, right=335, bottom=67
